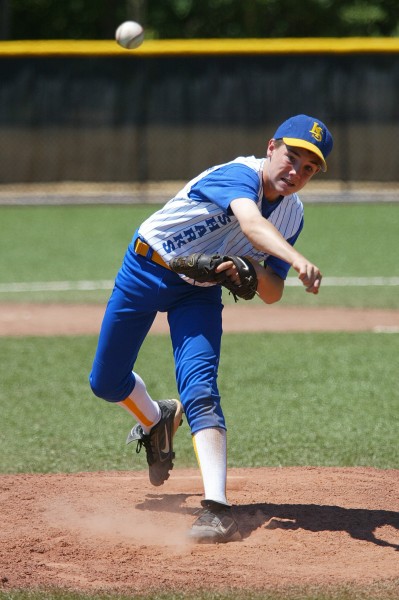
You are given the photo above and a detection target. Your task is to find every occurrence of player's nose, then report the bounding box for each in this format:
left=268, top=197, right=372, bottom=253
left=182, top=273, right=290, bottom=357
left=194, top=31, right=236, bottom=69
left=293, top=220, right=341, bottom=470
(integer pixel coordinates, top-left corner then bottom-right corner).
left=288, top=164, right=301, bottom=181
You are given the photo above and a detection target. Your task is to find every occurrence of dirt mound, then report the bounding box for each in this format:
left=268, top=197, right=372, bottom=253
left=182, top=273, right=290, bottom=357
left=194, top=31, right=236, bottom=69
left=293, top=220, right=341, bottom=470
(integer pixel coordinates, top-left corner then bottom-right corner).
left=0, top=467, right=398, bottom=595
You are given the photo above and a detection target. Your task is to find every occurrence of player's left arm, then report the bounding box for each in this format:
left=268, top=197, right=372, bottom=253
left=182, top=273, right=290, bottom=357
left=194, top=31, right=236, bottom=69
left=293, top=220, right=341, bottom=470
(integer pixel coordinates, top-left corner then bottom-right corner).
left=252, top=262, right=284, bottom=304
left=215, top=256, right=284, bottom=304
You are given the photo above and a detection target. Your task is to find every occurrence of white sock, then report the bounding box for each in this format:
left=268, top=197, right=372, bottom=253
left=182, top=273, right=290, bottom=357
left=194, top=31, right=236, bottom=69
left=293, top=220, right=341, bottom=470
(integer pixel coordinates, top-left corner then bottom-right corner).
left=117, top=373, right=161, bottom=434
left=193, top=427, right=228, bottom=506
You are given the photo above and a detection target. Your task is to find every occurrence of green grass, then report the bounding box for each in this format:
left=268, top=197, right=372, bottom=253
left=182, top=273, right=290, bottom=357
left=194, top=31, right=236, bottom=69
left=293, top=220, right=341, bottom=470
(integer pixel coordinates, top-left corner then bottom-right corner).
left=279, top=285, right=398, bottom=309
left=0, top=205, right=151, bottom=284
left=295, top=203, right=399, bottom=278
left=0, top=203, right=398, bottom=307
left=1, top=582, right=399, bottom=600
left=1, top=332, right=397, bottom=474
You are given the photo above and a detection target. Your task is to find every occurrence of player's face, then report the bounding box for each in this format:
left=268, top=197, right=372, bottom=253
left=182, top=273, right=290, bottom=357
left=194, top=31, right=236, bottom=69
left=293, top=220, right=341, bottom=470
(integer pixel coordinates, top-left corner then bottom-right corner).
left=264, top=140, right=321, bottom=199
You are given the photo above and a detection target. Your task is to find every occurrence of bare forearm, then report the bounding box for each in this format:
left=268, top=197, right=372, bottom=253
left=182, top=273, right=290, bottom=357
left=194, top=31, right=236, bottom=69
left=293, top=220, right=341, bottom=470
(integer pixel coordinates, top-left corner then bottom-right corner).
left=254, top=263, right=284, bottom=304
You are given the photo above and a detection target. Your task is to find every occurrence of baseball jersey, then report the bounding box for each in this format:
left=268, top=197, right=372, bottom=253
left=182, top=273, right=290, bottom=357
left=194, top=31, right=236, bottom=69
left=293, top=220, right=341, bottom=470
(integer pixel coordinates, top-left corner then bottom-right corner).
left=137, top=156, right=304, bottom=282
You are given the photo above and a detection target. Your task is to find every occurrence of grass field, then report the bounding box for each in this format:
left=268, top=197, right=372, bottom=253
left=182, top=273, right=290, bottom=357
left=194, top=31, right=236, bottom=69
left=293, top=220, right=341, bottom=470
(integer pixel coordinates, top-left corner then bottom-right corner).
left=1, top=585, right=398, bottom=600
left=0, top=203, right=398, bottom=307
left=0, top=202, right=398, bottom=600
left=0, top=332, right=398, bottom=474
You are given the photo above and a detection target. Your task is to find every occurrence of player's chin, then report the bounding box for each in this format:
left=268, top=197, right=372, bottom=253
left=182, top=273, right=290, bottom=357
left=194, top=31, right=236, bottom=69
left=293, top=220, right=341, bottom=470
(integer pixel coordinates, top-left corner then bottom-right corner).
left=278, top=179, right=297, bottom=195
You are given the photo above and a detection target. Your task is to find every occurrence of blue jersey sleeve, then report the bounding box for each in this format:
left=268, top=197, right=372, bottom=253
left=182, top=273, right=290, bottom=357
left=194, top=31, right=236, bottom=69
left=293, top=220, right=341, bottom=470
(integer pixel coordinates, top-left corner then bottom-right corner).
left=265, top=218, right=304, bottom=279
left=189, top=164, right=260, bottom=212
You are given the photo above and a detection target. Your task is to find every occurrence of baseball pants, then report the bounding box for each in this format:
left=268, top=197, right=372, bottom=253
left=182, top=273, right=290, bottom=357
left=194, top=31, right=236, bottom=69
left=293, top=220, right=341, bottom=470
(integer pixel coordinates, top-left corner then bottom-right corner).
left=89, top=239, right=226, bottom=434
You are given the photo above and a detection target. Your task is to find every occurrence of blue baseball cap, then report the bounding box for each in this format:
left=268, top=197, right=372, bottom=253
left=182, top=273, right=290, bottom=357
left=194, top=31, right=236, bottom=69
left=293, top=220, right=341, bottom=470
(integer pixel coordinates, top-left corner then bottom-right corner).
left=273, top=114, right=333, bottom=172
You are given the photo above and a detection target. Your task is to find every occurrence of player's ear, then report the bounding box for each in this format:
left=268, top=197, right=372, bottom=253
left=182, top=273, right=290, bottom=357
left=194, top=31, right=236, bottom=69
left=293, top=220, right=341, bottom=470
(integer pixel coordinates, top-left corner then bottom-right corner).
left=266, top=138, right=276, bottom=157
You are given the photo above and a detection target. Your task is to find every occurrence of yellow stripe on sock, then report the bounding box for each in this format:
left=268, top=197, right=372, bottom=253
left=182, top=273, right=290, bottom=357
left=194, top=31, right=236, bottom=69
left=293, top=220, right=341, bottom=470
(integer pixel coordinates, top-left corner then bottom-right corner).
left=192, top=435, right=203, bottom=474
left=121, top=397, right=154, bottom=428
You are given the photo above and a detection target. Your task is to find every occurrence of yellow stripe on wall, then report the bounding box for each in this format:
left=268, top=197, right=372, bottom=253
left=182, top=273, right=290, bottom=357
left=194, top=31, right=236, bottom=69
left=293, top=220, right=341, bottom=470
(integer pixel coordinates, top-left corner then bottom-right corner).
left=1, top=37, right=399, bottom=57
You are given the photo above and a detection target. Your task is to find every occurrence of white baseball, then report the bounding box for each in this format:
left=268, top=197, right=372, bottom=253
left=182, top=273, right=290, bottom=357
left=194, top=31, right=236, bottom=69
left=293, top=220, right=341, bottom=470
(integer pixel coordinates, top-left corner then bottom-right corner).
left=115, top=21, right=144, bottom=50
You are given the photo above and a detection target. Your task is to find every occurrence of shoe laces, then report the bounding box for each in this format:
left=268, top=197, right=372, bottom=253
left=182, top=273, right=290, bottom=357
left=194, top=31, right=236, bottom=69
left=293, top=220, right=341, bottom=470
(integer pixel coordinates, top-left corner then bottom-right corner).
left=135, top=434, right=155, bottom=465
left=194, top=507, right=219, bottom=525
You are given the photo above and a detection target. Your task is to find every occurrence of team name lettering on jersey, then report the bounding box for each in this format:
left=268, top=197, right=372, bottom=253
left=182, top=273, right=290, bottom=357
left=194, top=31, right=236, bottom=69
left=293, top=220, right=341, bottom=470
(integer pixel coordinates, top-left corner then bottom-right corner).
left=162, top=214, right=232, bottom=254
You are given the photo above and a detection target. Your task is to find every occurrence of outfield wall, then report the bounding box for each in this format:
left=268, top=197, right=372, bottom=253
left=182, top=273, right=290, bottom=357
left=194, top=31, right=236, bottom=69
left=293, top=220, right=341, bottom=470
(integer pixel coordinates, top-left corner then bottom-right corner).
left=0, top=38, right=398, bottom=184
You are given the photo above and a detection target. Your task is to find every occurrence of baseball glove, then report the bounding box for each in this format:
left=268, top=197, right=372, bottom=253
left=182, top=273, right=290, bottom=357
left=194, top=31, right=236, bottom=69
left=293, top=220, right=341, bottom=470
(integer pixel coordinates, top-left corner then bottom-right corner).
left=169, top=253, right=258, bottom=301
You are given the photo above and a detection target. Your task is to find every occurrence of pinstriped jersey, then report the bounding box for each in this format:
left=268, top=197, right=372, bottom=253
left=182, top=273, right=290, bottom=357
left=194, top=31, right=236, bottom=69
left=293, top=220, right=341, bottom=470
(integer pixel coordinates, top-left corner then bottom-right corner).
left=137, top=156, right=304, bottom=283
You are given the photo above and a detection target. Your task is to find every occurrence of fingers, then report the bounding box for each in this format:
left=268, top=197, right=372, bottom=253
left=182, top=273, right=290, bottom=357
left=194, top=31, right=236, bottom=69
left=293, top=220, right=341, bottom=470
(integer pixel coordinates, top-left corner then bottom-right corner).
left=297, top=263, right=323, bottom=295
left=305, top=274, right=322, bottom=294
left=215, top=261, right=241, bottom=284
left=215, top=260, right=234, bottom=273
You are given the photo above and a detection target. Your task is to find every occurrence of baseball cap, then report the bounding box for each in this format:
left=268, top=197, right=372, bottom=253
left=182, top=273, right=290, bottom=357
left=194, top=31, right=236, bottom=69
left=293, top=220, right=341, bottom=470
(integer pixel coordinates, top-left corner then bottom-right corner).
left=273, top=114, right=333, bottom=172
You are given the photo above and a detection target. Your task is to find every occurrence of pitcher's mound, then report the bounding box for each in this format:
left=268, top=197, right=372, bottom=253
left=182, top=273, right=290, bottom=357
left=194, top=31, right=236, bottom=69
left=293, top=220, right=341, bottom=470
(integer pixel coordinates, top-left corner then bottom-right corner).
left=1, top=467, right=398, bottom=595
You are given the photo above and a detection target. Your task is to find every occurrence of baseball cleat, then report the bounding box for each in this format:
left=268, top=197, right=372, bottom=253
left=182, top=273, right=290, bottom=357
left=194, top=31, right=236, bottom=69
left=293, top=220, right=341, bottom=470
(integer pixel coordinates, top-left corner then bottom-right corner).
left=126, top=399, right=183, bottom=487
left=188, top=499, right=240, bottom=544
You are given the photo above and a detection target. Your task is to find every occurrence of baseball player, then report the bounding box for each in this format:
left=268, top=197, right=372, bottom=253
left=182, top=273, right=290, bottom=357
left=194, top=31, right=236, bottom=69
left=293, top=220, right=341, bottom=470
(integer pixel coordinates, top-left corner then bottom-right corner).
left=90, top=114, right=333, bottom=543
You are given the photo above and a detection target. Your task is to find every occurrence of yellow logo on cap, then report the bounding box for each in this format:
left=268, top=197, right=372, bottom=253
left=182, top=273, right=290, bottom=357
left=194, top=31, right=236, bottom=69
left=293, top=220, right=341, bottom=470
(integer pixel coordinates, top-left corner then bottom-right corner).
left=309, top=122, right=323, bottom=142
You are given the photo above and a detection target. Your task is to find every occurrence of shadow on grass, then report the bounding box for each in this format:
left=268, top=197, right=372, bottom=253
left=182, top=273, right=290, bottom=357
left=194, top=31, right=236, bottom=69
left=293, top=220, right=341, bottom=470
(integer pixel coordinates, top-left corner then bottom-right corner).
left=136, top=493, right=399, bottom=550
